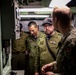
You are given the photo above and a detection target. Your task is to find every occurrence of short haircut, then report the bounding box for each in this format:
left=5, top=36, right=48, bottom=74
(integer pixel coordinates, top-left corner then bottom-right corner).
left=28, top=21, right=38, bottom=27
left=53, top=6, right=71, bottom=27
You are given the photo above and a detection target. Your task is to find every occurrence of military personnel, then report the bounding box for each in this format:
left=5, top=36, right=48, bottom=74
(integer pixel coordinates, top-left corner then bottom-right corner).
left=41, top=6, right=76, bottom=75
left=35, top=18, right=61, bottom=75
left=11, top=23, right=28, bottom=70
left=25, top=21, right=45, bottom=75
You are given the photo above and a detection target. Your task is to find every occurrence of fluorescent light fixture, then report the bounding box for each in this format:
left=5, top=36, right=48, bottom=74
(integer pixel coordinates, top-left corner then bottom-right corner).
left=20, top=15, right=49, bottom=18
left=19, top=7, right=53, bottom=12
left=49, top=0, right=71, bottom=7
left=19, top=8, right=52, bottom=19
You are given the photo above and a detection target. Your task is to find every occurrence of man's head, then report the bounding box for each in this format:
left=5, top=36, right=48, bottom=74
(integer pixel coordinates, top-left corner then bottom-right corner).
left=28, top=21, right=39, bottom=37
left=42, top=18, right=55, bottom=35
left=52, top=6, right=72, bottom=33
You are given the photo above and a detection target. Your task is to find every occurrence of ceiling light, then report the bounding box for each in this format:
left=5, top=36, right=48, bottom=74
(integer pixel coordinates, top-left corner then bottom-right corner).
left=20, top=15, right=49, bottom=18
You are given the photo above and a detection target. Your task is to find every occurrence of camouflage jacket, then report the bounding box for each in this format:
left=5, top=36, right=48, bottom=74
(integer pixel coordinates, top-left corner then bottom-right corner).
left=56, top=28, right=76, bottom=75
left=26, top=31, right=46, bottom=57
left=35, top=31, right=61, bottom=73
left=12, top=32, right=28, bottom=52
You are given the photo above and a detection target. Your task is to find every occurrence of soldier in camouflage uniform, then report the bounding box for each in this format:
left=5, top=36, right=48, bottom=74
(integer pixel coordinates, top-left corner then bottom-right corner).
left=25, top=21, right=45, bottom=75
left=35, top=18, right=61, bottom=75
left=41, top=6, right=76, bottom=75
left=11, top=23, right=28, bottom=70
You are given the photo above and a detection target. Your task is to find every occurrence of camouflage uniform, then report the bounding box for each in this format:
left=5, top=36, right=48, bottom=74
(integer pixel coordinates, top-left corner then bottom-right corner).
left=35, top=31, right=61, bottom=75
left=25, top=31, right=45, bottom=75
left=11, top=32, right=28, bottom=70
left=55, top=28, right=76, bottom=75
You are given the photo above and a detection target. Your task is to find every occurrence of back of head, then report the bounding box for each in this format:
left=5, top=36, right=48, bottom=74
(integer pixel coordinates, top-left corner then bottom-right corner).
left=53, top=6, right=72, bottom=27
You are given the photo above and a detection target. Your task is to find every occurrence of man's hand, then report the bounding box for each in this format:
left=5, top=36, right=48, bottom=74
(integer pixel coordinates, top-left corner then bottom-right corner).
left=44, top=72, right=54, bottom=75
left=41, top=61, right=56, bottom=74
left=35, top=72, right=39, bottom=75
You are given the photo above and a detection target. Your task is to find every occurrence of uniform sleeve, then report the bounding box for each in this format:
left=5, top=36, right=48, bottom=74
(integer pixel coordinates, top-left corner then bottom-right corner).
left=25, top=37, right=30, bottom=54
left=34, top=47, right=40, bottom=72
left=56, top=39, right=76, bottom=73
left=25, top=34, right=28, bottom=51
left=25, top=39, right=27, bottom=51
left=64, top=40, right=76, bottom=65
left=64, top=40, right=76, bottom=73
